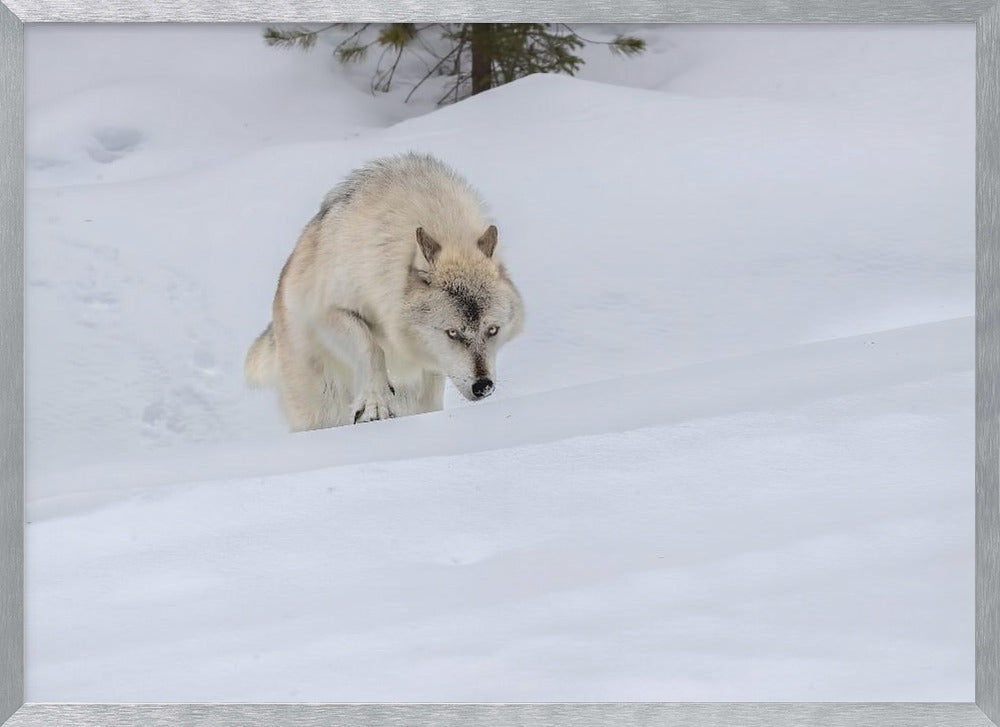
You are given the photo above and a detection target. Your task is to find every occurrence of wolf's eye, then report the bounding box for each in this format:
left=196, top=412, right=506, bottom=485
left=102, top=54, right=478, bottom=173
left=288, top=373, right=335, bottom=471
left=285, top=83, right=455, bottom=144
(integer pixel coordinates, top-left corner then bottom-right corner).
left=486, top=325, right=499, bottom=337
left=446, top=329, right=460, bottom=340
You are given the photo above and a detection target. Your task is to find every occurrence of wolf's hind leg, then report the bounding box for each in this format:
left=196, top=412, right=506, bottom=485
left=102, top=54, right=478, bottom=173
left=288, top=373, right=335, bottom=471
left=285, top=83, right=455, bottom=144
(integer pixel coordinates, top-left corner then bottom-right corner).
left=271, top=315, right=349, bottom=431
left=278, top=373, right=349, bottom=431
left=279, top=387, right=328, bottom=431
left=317, top=308, right=397, bottom=424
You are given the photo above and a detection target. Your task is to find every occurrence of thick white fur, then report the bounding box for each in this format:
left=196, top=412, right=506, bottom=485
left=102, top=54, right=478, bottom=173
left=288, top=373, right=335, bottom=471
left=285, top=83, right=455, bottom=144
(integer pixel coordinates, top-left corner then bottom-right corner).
left=246, top=153, right=524, bottom=431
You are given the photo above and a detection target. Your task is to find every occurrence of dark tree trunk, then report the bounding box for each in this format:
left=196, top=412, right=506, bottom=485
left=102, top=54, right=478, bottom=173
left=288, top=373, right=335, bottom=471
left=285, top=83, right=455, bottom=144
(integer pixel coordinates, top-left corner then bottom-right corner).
left=470, top=23, right=493, bottom=95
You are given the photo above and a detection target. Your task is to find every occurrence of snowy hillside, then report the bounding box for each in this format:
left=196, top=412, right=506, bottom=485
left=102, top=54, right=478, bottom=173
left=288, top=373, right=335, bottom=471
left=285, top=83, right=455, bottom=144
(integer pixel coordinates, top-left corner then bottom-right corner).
left=24, top=24, right=975, bottom=701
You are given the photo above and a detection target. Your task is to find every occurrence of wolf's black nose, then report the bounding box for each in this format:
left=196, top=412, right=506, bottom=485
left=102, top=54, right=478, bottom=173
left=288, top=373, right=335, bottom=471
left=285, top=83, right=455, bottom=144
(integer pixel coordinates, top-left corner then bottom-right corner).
left=472, top=378, right=494, bottom=399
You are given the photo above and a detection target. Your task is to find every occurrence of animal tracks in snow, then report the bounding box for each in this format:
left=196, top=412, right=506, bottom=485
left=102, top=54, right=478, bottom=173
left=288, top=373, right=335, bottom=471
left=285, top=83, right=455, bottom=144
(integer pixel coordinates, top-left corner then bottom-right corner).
left=28, top=316, right=972, bottom=518
left=86, top=126, right=143, bottom=164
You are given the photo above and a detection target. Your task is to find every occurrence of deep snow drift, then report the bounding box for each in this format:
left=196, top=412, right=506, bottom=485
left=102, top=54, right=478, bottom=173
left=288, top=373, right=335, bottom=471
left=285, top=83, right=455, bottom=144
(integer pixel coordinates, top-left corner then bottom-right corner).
left=24, top=24, right=974, bottom=701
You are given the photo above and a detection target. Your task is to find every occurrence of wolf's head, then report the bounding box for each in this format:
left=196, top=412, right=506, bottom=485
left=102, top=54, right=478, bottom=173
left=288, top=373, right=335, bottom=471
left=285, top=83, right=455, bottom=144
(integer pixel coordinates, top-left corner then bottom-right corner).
left=402, top=225, right=524, bottom=401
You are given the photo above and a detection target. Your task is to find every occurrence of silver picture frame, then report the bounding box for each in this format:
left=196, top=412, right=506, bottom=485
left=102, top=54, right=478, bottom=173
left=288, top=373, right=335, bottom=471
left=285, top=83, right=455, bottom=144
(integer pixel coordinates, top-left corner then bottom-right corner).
left=2, top=2, right=998, bottom=725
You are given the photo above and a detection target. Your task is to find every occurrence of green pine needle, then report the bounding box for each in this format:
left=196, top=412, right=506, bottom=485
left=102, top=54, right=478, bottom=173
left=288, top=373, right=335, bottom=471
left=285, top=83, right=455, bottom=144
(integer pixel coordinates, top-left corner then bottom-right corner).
left=609, top=34, right=646, bottom=56
left=336, top=44, right=369, bottom=63
left=377, top=23, right=417, bottom=51
left=263, top=26, right=318, bottom=50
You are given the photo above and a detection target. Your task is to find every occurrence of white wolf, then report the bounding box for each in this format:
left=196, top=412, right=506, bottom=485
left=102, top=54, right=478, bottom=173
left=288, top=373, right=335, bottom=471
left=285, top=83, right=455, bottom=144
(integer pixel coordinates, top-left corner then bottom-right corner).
left=245, top=153, right=525, bottom=431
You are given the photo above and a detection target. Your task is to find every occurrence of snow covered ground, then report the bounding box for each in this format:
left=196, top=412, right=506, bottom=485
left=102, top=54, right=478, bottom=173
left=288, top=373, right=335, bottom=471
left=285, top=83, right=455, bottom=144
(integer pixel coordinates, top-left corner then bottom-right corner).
left=24, top=24, right=975, bottom=701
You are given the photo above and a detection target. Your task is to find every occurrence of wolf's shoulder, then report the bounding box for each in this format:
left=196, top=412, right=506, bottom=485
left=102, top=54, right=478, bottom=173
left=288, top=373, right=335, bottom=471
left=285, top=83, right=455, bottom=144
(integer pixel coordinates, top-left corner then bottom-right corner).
left=363, top=152, right=471, bottom=189
left=318, top=152, right=469, bottom=218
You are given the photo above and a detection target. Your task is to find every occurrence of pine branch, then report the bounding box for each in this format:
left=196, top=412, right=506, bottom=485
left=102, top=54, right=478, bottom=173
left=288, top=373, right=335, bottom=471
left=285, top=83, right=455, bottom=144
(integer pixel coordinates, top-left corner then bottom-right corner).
left=262, top=24, right=338, bottom=50
left=371, top=45, right=393, bottom=93
left=405, top=42, right=462, bottom=102
left=265, top=22, right=645, bottom=105
left=438, top=71, right=469, bottom=105
left=609, top=34, right=647, bottom=57
left=333, top=23, right=374, bottom=63
left=378, top=44, right=407, bottom=92
left=558, top=24, right=645, bottom=57
left=376, top=23, right=418, bottom=51
left=335, top=44, right=369, bottom=63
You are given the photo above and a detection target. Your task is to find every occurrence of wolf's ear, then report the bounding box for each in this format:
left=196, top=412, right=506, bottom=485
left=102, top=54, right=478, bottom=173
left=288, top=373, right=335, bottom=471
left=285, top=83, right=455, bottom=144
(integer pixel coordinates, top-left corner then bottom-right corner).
left=416, top=227, right=441, bottom=266
left=477, top=225, right=498, bottom=258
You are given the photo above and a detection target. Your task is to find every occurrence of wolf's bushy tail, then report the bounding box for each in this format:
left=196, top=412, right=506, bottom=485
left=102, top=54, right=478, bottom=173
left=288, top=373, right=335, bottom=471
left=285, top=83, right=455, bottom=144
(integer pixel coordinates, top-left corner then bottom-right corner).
left=244, top=322, right=278, bottom=388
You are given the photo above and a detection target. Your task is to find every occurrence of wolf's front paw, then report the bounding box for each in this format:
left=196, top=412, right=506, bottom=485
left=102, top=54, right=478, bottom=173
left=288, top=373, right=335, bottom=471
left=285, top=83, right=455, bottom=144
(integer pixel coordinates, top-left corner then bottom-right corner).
left=352, top=385, right=396, bottom=424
